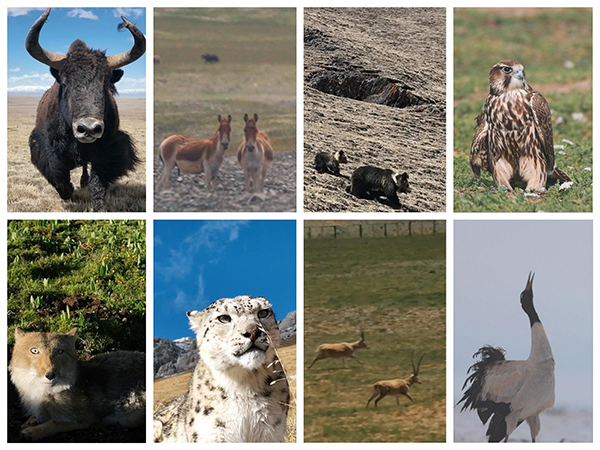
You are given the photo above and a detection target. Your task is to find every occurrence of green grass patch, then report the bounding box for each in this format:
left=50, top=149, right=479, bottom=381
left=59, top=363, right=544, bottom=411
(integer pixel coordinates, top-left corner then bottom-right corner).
left=154, top=8, right=296, bottom=152
left=304, top=235, right=445, bottom=442
left=453, top=8, right=592, bottom=212
left=7, top=220, right=146, bottom=354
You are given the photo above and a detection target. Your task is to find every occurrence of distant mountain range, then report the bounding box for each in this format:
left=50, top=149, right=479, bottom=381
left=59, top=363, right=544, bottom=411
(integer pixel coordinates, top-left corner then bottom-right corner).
left=154, top=310, right=296, bottom=378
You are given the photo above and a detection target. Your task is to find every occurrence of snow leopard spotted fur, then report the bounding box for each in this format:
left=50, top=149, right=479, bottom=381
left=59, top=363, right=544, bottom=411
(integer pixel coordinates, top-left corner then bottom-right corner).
left=153, top=295, right=289, bottom=443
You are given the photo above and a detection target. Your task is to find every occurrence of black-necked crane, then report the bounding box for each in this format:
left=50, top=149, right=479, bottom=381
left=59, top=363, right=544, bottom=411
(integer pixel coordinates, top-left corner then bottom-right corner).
left=457, top=272, right=555, bottom=442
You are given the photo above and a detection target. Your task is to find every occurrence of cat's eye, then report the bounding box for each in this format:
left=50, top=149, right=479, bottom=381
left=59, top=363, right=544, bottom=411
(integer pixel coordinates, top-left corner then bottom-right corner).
left=217, top=315, right=231, bottom=323
left=30, top=348, right=39, bottom=354
left=502, top=66, right=512, bottom=73
left=55, top=349, right=64, bottom=355
left=258, top=309, right=271, bottom=319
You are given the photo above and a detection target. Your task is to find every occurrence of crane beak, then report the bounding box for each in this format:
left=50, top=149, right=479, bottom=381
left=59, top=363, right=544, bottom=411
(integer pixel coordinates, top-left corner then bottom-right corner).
left=525, top=271, right=535, bottom=291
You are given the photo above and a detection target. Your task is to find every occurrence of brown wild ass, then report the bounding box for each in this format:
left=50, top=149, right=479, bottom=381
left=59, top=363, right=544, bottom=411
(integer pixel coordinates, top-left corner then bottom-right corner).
left=308, top=332, right=368, bottom=369
left=366, top=352, right=425, bottom=407
left=157, top=115, right=231, bottom=192
left=237, top=113, right=274, bottom=193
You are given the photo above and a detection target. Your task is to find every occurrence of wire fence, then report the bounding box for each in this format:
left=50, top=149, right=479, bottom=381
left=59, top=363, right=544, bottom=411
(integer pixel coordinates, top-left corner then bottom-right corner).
left=304, top=221, right=445, bottom=239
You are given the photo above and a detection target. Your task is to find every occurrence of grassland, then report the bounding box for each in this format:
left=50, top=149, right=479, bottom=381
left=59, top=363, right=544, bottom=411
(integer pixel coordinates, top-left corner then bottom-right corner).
left=454, top=8, right=592, bottom=212
left=304, top=234, right=446, bottom=442
left=7, top=220, right=146, bottom=352
left=154, top=8, right=296, bottom=152
left=154, top=344, right=297, bottom=442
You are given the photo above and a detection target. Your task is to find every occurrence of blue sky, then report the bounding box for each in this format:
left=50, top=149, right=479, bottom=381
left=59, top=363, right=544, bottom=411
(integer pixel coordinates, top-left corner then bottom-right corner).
left=454, top=220, right=592, bottom=413
left=154, top=221, right=296, bottom=340
left=7, top=8, right=146, bottom=96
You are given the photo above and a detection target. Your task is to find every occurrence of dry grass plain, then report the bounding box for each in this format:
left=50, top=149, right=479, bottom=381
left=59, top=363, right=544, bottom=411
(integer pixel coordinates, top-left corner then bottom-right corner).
left=153, top=343, right=297, bottom=442
left=7, top=95, right=146, bottom=212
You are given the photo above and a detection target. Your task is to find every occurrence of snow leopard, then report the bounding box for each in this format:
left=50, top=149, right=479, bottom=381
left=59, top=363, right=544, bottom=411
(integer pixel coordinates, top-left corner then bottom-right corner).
left=153, top=295, right=289, bottom=443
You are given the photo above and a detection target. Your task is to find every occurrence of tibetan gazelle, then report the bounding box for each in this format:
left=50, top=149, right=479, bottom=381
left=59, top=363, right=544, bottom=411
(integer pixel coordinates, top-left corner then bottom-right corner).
left=366, top=352, right=424, bottom=407
left=308, top=332, right=368, bottom=369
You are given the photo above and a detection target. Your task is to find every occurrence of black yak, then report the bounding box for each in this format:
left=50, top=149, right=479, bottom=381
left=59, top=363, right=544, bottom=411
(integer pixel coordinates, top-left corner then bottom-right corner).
left=26, top=8, right=145, bottom=211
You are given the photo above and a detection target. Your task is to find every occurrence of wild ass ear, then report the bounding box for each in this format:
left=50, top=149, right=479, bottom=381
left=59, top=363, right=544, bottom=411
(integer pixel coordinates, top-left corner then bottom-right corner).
left=254, top=113, right=259, bottom=122
left=218, top=114, right=222, bottom=123
left=110, top=69, right=124, bottom=84
left=227, top=114, right=232, bottom=123
left=244, top=113, right=249, bottom=123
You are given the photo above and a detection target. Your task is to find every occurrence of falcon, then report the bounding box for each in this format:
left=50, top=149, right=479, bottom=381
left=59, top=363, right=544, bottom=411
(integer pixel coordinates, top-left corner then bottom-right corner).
left=469, top=60, right=570, bottom=191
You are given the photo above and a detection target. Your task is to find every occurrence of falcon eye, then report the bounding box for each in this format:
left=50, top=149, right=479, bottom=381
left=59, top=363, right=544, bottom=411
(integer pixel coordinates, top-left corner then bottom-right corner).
left=257, top=309, right=271, bottom=319
left=502, top=67, right=512, bottom=73
left=30, top=348, right=39, bottom=354
left=217, top=315, right=231, bottom=324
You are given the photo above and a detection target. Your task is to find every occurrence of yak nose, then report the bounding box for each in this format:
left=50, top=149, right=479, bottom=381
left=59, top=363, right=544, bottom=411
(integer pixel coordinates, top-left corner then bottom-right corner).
left=242, top=327, right=262, bottom=342
left=45, top=372, right=55, bottom=381
left=73, top=117, right=104, bottom=143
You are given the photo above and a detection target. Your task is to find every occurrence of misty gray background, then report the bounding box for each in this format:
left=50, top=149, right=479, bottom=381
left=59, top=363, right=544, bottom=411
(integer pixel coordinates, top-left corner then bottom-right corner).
left=454, top=220, right=593, bottom=415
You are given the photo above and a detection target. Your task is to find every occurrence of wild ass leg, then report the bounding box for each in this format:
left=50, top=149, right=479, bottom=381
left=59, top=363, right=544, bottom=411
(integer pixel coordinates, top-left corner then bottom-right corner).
left=157, top=155, right=177, bottom=191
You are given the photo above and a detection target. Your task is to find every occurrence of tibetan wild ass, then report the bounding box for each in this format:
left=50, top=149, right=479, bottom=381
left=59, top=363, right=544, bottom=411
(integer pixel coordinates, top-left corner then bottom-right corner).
left=26, top=8, right=145, bottom=212
left=237, top=113, right=273, bottom=193
left=157, top=115, right=232, bottom=192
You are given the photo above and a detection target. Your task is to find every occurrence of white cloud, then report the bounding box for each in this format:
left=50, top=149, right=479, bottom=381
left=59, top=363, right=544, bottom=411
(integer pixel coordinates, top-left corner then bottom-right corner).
left=7, top=85, right=49, bottom=94
left=8, top=67, right=21, bottom=73
left=67, top=9, right=99, bottom=20
left=8, top=8, right=45, bottom=17
left=114, top=8, right=145, bottom=19
left=160, top=221, right=249, bottom=281
left=9, top=72, right=53, bottom=83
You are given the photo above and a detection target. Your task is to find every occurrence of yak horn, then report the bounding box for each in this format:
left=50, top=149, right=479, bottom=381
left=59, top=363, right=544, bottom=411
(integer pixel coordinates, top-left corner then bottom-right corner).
left=25, top=8, right=67, bottom=70
left=106, top=16, right=146, bottom=69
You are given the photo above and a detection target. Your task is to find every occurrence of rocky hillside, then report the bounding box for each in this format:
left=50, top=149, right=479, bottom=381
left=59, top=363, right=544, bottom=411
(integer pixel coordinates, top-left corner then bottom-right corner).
left=154, top=310, right=297, bottom=378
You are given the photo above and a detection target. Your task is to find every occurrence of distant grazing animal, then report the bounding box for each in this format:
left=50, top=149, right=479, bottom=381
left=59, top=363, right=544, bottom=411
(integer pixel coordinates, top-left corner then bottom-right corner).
left=25, top=8, right=145, bottom=212
left=157, top=115, right=232, bottom=192
left=154, top=55, right=161, bottom=64
left=238, top=113, right=274, bottom=193
left=308, top=332, right=368, bottom=369
left=9, top=328, right=145, bottom=441
left=314, top=150, right=348, bottom=177
left=366, top=352, right=424, bottom=407
left=458, top=272, right=555, bottom=442
left=347, top=166, right=411, bottom=209
left=153, top=296, right=289, bottom=443
left=470, top=60, right=571, bottom=191
left=202, top=54, right=220, bottom=63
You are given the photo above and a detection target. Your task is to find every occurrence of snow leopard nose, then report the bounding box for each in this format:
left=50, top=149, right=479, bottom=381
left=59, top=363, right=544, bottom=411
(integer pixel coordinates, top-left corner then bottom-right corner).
left=45, top=372, right=55, bottom=381
left=242, top=327, right=262, bottom=342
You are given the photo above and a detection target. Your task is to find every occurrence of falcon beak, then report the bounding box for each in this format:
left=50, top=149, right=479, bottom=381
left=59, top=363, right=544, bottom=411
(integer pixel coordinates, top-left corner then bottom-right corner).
left=513, top=70, right=525, bottom=81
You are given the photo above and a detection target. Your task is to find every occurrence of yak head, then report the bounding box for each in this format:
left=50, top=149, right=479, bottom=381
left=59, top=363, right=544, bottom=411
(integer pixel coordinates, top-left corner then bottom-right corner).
left=26, top=9, right=145, bottom=144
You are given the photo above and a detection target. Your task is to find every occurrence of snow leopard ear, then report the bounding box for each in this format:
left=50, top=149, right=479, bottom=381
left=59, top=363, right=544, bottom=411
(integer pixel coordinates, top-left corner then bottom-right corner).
left=187, top=310, right=206, bottom=336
